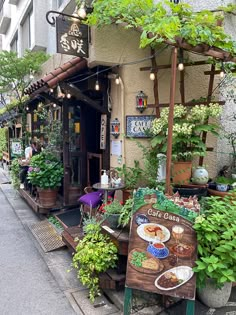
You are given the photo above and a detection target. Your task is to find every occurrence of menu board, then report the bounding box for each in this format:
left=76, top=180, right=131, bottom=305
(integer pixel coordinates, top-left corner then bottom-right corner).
left=126, top=188, right=199, bottom=300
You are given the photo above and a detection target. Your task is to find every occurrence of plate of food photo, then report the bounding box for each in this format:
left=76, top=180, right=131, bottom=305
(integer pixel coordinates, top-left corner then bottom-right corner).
left=128, top=248, right=164, bottom=274
left=137, top=223, right=170, bottom=243
left=170, top=243, right=195, bottom=259
left=154, top=266, right=194, bottom=291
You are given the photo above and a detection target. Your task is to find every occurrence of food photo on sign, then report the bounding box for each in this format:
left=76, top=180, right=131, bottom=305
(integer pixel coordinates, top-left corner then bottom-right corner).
left=125, top=188, right=199, bottom=300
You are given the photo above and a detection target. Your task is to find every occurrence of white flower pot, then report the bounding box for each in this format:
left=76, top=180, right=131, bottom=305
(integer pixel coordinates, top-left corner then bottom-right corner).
left=192, top=166, right=209, bottom=185
left=197, top=279, right=232, bottom=308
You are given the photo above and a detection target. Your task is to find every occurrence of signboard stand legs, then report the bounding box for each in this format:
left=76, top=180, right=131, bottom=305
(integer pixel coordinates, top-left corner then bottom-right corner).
left=123, top=287, right=195, bottom=315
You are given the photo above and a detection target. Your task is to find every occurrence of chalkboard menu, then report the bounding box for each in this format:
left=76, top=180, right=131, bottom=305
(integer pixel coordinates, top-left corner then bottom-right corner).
left=126, top=188, right=199, bottom=300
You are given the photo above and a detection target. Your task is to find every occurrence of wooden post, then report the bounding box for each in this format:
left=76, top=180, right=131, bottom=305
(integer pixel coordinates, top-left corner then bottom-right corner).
left=165, top=47, right=178, bottom=195
left=151, top=48, right=160, bottom=118
left=199, top=64, right=215, bottom=166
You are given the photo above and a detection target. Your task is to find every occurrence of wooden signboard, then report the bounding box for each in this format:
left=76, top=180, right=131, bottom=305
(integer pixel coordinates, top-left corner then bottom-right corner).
left=125, top=188, right=199, bottom=301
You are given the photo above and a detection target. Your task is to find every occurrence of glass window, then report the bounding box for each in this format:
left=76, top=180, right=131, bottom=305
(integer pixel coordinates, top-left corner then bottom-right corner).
left=57, top=0, right=64, bottom=8
left=10, top=33, right=18, bottom=54
left=21, top=7, right=33, bottom=52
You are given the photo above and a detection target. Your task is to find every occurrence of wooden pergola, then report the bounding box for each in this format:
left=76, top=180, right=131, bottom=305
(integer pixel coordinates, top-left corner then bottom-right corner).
left=139, top=40, right=235, bottom=194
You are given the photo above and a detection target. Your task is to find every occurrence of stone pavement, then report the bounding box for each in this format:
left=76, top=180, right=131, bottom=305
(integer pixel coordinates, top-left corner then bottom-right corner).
left=0, top=165, right=236, bottom=315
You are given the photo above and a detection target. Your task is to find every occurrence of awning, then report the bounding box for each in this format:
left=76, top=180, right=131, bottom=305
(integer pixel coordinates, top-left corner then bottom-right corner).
left=24, top=57, right=87, bottom=97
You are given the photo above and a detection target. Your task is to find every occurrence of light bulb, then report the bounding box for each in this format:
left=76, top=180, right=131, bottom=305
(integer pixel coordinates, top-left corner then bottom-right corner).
left=150, top=72, right=155, bottom=81
left=26, top=106, right=29, bottom=111
left=67, top=92, right=71, bottom=99
left=115, top=75, right=120, bottom=85
left=220, top=70, right=225, bottom=78
left=95, top=80, right=100, bottom=91
left=178, top=63, right=184, bottom=71
left=77, top=2, right=87, bottom=19
left=50, top=88, right=54, bottom=93
left=53, top=103, right=57, bottom=108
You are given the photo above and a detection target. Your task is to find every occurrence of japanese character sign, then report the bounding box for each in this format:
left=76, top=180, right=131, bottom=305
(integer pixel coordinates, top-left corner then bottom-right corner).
left=56, top=18, right=89, bottom=57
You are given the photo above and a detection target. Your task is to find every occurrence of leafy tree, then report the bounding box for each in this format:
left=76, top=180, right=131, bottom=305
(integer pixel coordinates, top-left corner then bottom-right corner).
left=0, top=50, right=49, bottom=107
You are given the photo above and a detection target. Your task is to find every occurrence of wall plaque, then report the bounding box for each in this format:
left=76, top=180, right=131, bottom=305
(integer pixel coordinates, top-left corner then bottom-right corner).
left=126, top=115, right=155, bottom=138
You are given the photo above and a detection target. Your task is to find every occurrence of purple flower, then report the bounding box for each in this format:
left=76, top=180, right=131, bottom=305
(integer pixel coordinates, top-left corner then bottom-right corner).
left=28, top=167, right=34, bottom=172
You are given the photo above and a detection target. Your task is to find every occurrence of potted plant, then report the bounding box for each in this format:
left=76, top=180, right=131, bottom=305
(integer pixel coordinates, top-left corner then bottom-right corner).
left=72, top=221, right=118, bottom=302
left=215, top=176, right=230, bottom=192
left=193, top=195, right=236, bottom=308
left=116, top=160, right=144, bottom=201
left=118, top=197, right=134, bottom=229
left=150, top=103, right=222, bottom=184
left=27, top=151, right=64, bottom=207
left=99, top=197, right=123, bottom=229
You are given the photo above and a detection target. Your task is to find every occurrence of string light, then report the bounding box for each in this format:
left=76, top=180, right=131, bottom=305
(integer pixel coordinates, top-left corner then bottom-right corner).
left=66, top=92, right=71, bottom=99
left=115, top=74, right=120, bottom=85
left=220, top=61, right=225, bottom=78
left=50, top=88, right=54, bottom=93
left=26, top=106, right=29, bottom=111
left=95, top=80, right=100, bottom=91
left=149, top=68, right=155, bottom=81
left=178, top=48, right=184, bottom=71
left=53, top=103, right=57, bottom=108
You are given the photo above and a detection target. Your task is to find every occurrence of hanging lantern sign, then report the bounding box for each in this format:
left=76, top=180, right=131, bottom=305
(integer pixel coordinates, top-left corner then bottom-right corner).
left=110, top=118, right=120, bottom=138
left=136, top=91, right=148, bottom=113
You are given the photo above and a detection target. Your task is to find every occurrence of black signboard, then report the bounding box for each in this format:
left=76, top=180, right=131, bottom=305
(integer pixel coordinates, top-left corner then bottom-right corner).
left=56, top=17, right=89, bottom=57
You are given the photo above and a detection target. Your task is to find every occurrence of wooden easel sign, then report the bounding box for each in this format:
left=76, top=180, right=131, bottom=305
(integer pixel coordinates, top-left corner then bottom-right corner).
left=124, top=188, right=199, bottom=314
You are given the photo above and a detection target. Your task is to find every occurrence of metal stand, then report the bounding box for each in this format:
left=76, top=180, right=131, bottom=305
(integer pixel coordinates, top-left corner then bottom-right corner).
left=123, top=287, right=195, bottom=315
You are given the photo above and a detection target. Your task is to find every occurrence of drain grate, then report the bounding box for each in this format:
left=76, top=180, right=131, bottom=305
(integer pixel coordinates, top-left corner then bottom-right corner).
left=29, top=220, right=65, bottom=252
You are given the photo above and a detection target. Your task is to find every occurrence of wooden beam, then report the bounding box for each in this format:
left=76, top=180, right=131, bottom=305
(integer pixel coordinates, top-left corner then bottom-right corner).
left=147, top=100, right=225, bottom=108
left=140, top=60, right=211, bottom=72
left=61, top=83, right=108, bottom=114
left=165, top=47, right=178, bottom=195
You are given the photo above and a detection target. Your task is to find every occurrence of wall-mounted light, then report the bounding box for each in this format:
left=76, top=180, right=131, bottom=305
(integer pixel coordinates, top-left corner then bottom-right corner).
left=150, top=68, right=155, bottom=81
left=136, top=91, right=148, bottom=113
left=111, top=118, right=120, bottom=138
left=78, top=1, right=87, bottom=19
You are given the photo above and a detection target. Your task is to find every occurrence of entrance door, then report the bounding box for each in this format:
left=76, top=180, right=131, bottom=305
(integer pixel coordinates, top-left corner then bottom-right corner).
left=63, top=100, right=105, bottom=205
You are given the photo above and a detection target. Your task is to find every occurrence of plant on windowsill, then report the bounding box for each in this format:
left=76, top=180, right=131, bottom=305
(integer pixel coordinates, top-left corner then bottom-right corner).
left=193, top=195, right=236, bottom=308
left=72, top=221, right=118, bottom=302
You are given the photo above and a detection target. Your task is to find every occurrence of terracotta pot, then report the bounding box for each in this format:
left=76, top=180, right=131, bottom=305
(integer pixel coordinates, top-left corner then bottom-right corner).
left=37, top=187, right=58, bottom=208
left=172, top=161, right=192, bottom=185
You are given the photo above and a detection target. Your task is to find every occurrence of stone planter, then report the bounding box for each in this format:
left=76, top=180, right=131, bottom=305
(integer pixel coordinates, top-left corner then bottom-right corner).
left=197, top=279, right=232, bottom=308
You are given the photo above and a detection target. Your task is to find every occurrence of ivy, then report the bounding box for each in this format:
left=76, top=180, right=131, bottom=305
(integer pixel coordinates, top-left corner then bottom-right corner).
left=81, top=0, right=236, bottom=55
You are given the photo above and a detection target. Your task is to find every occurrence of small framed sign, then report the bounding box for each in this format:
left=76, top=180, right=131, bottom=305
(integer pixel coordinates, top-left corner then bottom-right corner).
left=126, top=115, right=155, bottom=138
